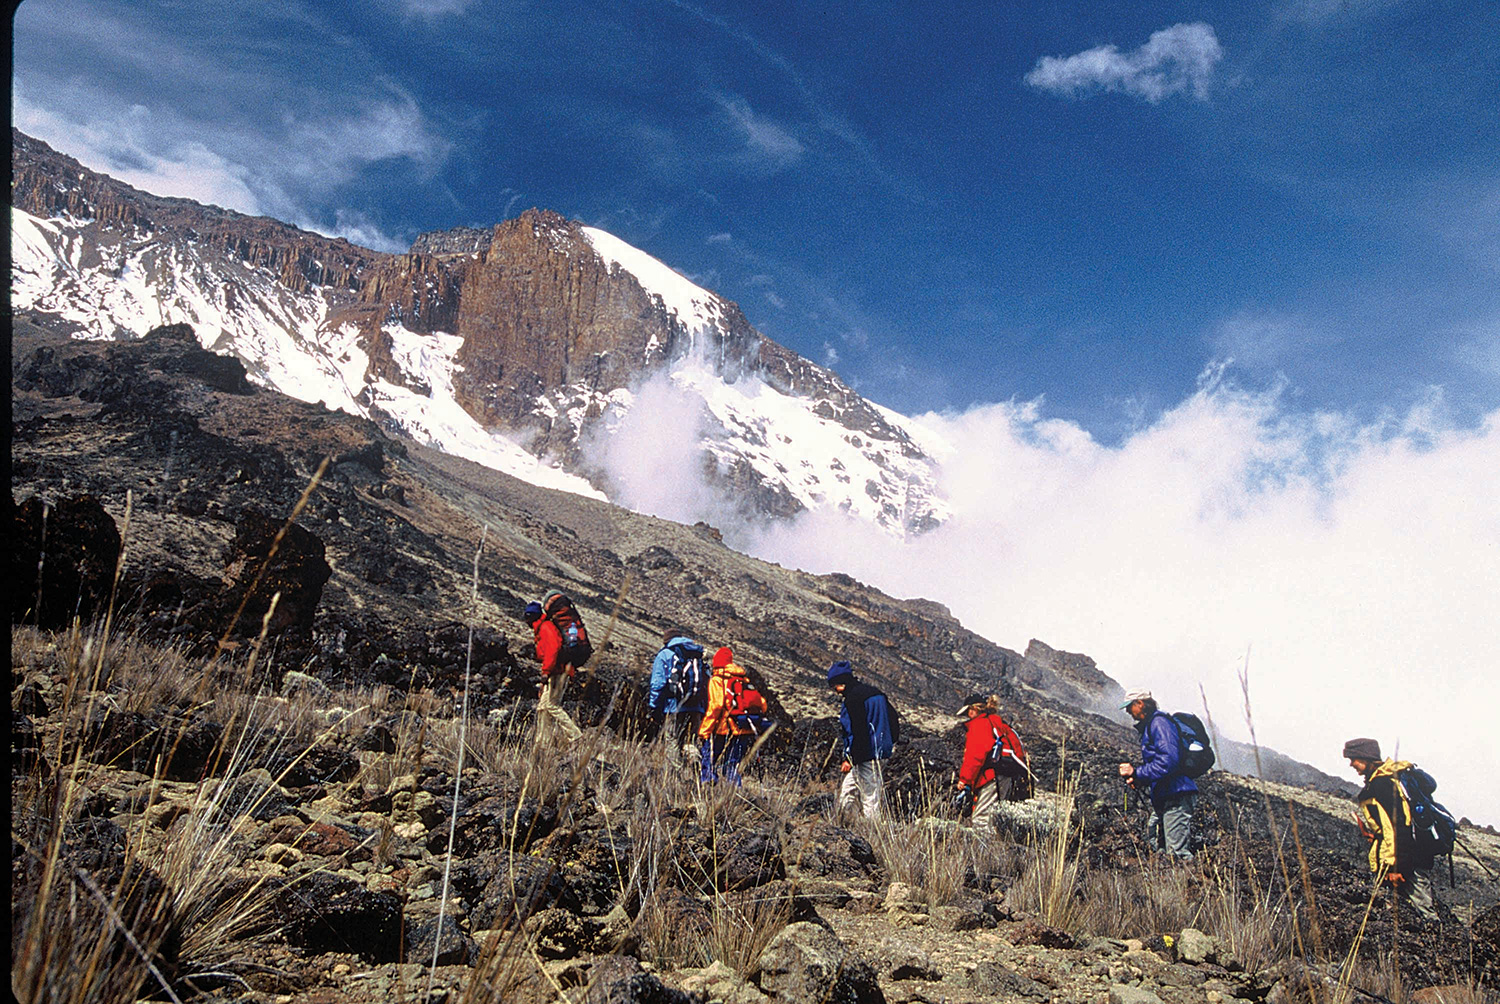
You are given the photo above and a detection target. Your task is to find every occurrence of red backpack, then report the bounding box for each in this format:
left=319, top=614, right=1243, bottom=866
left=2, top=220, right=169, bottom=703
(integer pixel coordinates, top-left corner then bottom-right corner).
left=726, top=676, right=771, bottom=735
left=545, top=594, right=593, bottom=669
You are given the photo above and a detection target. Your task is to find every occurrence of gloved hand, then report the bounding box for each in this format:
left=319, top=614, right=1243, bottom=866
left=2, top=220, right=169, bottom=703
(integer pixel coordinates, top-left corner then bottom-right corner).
left=1387, top=872, right=1405, bottom=886
left=951, top=784, right=974, bottom=816
left=840, top=760, right=852, bottom=774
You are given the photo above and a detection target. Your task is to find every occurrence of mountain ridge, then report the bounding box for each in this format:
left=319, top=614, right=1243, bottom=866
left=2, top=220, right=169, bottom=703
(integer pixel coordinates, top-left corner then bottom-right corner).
left=11, top=129, right=945, bottom=534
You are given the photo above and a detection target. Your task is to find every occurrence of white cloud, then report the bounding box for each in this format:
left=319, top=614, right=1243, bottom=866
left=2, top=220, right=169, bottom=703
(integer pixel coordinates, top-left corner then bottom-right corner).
left=707, top=232, right=733, bottom=244
left=1026, top=23, right=1223, bottom=103
left=713, top=93, right=804, bottom=169
left=822, top=341, right=840, bottom=365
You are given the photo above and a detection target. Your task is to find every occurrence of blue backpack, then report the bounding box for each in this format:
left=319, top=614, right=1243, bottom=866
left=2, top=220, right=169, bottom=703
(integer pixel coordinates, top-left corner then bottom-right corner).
left=1399, top=765, right=1457, bottom=879
left=664, top=641, right=707, bottom=707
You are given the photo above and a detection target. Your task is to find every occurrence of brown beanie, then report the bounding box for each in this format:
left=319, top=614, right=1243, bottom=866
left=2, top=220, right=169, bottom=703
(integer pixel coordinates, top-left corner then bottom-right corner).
left=1342, top=737, right=1381, bottom=761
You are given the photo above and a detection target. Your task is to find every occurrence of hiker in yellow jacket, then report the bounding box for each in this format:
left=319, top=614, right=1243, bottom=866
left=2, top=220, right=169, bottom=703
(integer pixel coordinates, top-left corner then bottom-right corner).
left=1343, top=737, right=1438, bottom=923
left=698, top=647, right=767, bottom=785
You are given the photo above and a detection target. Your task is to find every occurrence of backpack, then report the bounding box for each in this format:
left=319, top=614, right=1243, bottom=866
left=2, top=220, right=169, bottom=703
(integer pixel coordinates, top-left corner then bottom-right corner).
left=986, top=718, right=1033, bottom=801
left=987, top=719, right=1029, bottom=779
left=663, top=641, right=707, bottom=707
left=1169, top=712, right=1215, bottom=779
left=1398, top=765, right=1458, bottom=880
left=726, top=675, right=772, bottom=735
left=546, top=595, right=593, bottom=669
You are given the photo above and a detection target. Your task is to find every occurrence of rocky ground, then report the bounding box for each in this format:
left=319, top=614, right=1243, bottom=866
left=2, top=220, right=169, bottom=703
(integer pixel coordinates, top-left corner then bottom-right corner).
left=12, top=323, right=1500, bottom=1003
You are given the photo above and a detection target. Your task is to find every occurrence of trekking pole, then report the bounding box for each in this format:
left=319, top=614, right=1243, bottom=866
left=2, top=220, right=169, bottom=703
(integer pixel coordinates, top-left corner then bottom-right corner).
left=1453, top=831, right=1500, bottom=882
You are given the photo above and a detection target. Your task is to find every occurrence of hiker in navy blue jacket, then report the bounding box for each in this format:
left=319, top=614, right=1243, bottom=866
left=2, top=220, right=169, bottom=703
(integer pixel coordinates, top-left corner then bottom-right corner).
left=648, top=631, right=708, bottom=768
left=829, top=661, right=899, bottom=819
left=1118, top=690, right=1197, bottom=860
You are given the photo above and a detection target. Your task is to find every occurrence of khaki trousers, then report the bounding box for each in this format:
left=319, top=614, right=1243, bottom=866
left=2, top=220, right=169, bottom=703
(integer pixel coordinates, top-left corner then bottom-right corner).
left=536, top=673, right=583, bottom=745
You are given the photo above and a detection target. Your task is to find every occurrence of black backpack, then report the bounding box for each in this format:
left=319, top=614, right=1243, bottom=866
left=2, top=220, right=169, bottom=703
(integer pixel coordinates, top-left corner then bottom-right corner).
left=1398, top=765, right=1457, bottom=878
left=663, top=641, right=707, bottom=707
left=547, top=596, right=593, bottom=669
left=1169, top=712, right=1215, bottom=779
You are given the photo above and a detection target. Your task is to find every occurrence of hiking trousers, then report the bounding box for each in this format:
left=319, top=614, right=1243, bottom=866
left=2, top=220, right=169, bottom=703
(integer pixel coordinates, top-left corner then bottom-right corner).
left=662, top=710, right=703, bottom=765
left=1397, top=868, right=1437, bottom=924
left=536, top=673, right=583, bottom=745
left=1146, top=791, right=1196, bottom=860
left=700, top=734, right=749, bottom=785
left=970, top=777, right=1015, bottom=834
left=838, top=759, right=885, bottom=819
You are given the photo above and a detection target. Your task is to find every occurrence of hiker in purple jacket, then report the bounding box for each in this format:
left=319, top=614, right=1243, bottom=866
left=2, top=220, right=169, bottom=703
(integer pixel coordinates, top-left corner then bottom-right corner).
left=1118, top=689, right=1197, bottom=860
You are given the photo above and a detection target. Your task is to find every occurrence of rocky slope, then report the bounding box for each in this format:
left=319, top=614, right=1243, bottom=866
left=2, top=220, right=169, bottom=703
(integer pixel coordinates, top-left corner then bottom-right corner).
left=16, top=319, right=1500, bottom=1004
left=11, top=129, right=945, bottom=533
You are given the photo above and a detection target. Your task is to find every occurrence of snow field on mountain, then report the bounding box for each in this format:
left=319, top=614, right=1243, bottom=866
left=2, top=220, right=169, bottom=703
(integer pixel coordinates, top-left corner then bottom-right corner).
left=662, top=356, right=948, bottom=530
left=582, top=226, right=727, bottom=337
left=368, top=325, right=607, bottom=499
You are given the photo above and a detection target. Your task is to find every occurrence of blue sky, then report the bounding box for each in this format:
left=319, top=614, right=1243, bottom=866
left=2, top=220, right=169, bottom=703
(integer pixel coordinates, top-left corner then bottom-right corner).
left=13, top=0, right=1498, bottom=436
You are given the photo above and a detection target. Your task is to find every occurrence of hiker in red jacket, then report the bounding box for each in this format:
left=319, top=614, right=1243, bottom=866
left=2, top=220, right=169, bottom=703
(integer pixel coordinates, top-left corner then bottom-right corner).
left=956, top=694, right=1027, bottom=834
left=524, top=595, right=583, bottom=745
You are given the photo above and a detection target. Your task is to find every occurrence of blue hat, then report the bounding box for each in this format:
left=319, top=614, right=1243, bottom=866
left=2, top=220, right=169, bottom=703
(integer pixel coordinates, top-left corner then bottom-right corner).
left=523, top=602, right=543, bottom=623
left=827, top=660, right=854, bottom=686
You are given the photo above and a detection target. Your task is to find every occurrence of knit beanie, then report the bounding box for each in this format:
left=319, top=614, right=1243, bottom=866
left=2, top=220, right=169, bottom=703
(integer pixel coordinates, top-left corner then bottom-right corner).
left=827, top=660, right=854, bottom=686
left=523, top=601, right=543, bottom=624
left=1342, top=737, right=1382, bottom=762
left=712, top=647, right=733, bottom=669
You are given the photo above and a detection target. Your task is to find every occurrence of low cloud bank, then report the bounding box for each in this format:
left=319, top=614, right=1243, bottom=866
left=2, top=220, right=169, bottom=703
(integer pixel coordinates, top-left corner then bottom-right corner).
left=594, top=363, right=1500, bottom=823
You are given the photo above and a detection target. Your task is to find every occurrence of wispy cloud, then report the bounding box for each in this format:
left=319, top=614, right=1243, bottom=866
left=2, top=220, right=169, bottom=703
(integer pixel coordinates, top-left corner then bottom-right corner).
left=712, top=93, right=804, bottom=170
left=12, top=2, right=450, bottom=252
left=1026, top=23, right=1223, bottom=103
left=1209, top=310, right=1332, bottom=371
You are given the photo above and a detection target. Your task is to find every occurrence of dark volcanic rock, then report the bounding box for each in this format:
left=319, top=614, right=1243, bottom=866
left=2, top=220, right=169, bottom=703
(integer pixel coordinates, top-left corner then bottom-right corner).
left=405, top=913, right=475, bottom=966
left=277, top=871, right=402, bottom=962
left=220, top=508, right=332, bottom=636
left=9, top=494, right=121, bottom=628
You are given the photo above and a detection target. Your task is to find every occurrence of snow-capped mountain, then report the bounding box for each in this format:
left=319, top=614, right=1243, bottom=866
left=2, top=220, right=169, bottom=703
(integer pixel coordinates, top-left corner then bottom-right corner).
left=11, top=129, right=948, bottom=534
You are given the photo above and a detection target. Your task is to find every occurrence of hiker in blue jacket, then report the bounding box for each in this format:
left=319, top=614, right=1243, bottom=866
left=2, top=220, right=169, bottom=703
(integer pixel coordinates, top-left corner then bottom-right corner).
left=648, top=631, right=708, bottom=768
left=829, top=660, right=899, bottom=820
left=1118, top=689, right=1197, bottom=860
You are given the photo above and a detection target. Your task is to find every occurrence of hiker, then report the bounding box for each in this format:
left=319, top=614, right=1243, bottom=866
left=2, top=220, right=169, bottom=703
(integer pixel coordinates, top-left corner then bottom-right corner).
left=647, top=631, right=709, bottom=767
left=1344, top=737, right=1440, bottom=924
left=697, top=646, right=768, bottom=784
left=524, top=593, right=585, bottom=746
left=1118, top=690, right=1197, bottom=860
left=955, top=694, right=1027, bottom=834
left=829, top=660, right=898, bottom=820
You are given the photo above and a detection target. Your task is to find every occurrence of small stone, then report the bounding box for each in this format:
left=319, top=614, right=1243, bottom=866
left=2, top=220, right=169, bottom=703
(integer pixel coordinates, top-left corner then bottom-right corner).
left=1176, top=927, right=1218, bottom=965
left=1109, top=986, right=1165, bottom=1004
left=262, top=842, right=305, bottom=865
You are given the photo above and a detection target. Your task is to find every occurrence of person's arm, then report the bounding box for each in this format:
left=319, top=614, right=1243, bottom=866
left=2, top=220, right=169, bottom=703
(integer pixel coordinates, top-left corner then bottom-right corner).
left=1133, top=715, right=1179, bottom=784
left=535, top=622, right=561, bottom=677
left=647, top=649, right=668, bottom=711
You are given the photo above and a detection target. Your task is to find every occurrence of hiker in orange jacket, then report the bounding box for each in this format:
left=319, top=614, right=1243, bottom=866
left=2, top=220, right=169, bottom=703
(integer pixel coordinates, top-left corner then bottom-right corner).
left=698, top=647, right=767, bottom=784
left=956, top=694, right=1027, bottom=834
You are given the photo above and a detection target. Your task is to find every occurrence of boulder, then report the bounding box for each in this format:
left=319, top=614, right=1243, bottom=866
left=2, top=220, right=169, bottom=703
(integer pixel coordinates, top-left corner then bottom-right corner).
left=219, top=508, right=331, bottom=636
left=8, top=494, right=121, bottom=628
left=405, top=913, right=474, bottom=966
left=968, top=961, right=1051, bottom=1000
left=717, top=828, right=785, bottom=891
left=756, top=921, right=884, bottom=1004
left=1176, top=927, right=1219, bottom=965
left=277, top=871, right=402, bottom=961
